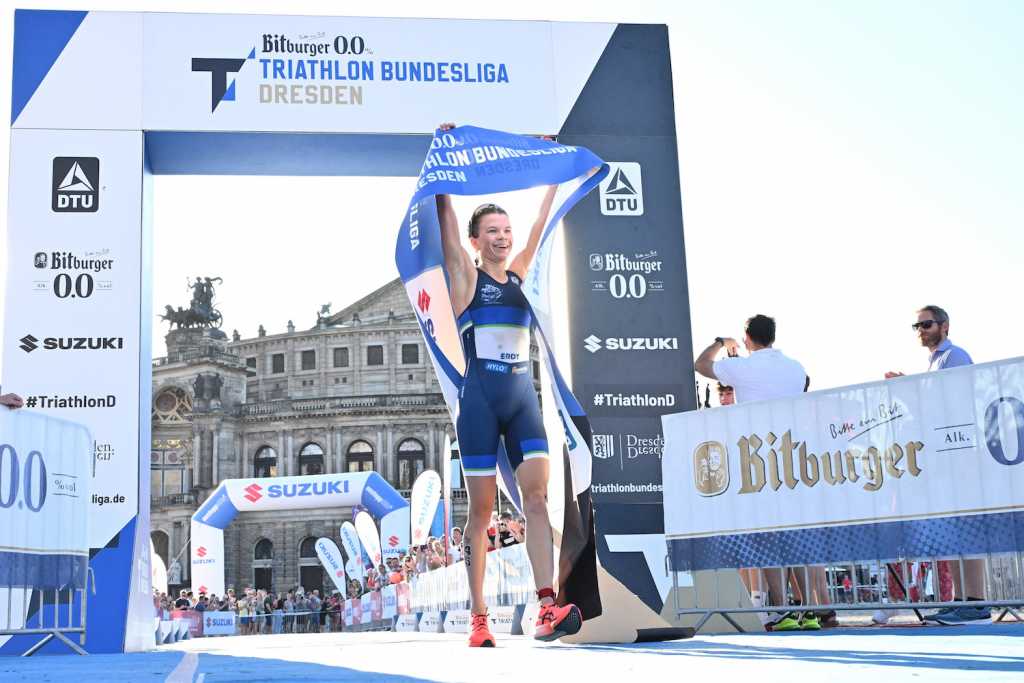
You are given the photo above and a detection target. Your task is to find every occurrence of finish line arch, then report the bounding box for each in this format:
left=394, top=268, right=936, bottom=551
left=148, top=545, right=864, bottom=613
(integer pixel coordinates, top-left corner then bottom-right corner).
left=191, top=472, right=409, bottom=597
left=2, top=9, right=692, bottom=653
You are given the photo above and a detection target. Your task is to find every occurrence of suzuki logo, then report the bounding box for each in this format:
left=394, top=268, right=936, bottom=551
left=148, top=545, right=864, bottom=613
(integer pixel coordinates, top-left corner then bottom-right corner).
left=19, top=335, right=39, bottom=353
left=197, top=546, right=207, bottom=558
left=583, top=335, right=603, bottom=353
left=417, top=289, right=431, bottom=313
left=199, top=585, right=208, bottom=594
left=388, top=535, right=399, bottom=547
left=244, top=483, right=263, bottom=502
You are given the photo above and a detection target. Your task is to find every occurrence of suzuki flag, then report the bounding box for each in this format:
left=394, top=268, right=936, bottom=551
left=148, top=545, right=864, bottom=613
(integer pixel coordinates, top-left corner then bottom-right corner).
left=662, top=357, right=1024, bottom=571
left=315, top=538, right=348, bottom=595
left=410, top=470, right=442, bottom=546
left=355, top=511, right=383, bottom=568
left=394, top=125, right=604, bottom=619
left=339, top=521, right=364, bottom=581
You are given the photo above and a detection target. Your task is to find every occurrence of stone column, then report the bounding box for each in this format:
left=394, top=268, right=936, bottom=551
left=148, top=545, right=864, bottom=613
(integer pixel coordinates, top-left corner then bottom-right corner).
left=335, top=429, right=343, bottom=472
left=285, top=431, right=294, bottom=477
left=376, top=427, right=385, bottom=475
left=325, top=426, right=333, bottom=474
left=278, top=430, right=286, bottom=477
left=386, top=427, right=395, bottom=484
left=427, top=425, right=437, bottom=473
left=240, top=432, right=248, bottom=479
left=211, top=428, right=219, bottom=484
left=192, top=430, right=202, bottom=488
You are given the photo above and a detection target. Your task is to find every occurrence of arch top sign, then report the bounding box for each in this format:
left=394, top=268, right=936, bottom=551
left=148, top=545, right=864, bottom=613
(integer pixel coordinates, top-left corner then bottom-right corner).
left=12, top=10, right=616, bottom=134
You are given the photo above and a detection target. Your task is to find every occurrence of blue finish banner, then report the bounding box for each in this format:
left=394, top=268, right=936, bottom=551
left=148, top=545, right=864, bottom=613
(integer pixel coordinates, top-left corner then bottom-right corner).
left=394, top=125, right=606, bottom=618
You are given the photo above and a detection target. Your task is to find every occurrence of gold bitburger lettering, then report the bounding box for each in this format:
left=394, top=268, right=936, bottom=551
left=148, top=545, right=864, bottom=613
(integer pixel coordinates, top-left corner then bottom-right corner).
left=737, top=430, right=923, bottom=494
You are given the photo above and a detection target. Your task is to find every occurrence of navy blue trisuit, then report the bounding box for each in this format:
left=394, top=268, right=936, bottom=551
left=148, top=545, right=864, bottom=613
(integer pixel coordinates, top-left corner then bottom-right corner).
left=456, top=269, right=548, bottom=477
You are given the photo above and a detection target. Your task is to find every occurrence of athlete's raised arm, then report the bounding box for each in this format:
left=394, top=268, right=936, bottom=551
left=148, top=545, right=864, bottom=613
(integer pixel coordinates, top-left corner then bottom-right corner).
left=508, top=184, right=557, bottom=280
left=436, top=123, right=477, bottom=314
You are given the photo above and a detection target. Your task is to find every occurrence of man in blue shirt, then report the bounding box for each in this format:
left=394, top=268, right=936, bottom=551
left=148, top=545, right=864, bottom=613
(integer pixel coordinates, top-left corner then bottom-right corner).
left=885, top=305, right=989, bottom=625
left=886, top=305, right=972, bottom=378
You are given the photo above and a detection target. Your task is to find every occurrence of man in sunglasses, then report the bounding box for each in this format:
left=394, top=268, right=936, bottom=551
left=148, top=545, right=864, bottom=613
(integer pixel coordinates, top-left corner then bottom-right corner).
left=883, top=306, right=989, bottom=625
left=885, top=305, right=972, bottom=378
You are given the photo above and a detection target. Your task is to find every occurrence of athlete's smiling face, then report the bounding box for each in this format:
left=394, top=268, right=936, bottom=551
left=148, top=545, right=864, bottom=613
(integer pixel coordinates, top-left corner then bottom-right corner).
left=472, top=213, right=513, bottom=265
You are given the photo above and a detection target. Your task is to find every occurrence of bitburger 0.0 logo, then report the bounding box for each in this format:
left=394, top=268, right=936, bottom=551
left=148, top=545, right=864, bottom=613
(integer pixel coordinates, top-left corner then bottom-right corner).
left=19, top=334, right=124, bottom=353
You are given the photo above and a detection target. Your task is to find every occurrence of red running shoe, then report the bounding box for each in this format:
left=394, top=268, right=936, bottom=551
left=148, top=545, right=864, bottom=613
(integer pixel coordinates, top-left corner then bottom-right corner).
left=533, top=603, right=582, bottom=642
left=468, top=613, right=495, bottom=647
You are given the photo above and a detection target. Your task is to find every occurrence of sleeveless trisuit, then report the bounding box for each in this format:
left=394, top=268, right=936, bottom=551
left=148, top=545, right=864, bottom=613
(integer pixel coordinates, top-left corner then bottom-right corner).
left=456, top=269, right=548, bottom=477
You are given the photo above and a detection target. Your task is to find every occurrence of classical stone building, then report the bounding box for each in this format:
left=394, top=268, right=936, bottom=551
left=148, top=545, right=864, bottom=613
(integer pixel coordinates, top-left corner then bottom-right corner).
left=149, top=278, right=471, bottom=595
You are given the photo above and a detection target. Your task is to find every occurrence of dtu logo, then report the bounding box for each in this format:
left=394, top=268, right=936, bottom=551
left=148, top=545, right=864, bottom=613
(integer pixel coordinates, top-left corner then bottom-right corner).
left=52, top=157, right=99, bottom=213
left=244, top=483, right=263, bottom=502
left=192, top=49, right=255, bottom=112
left=599, top=162, right=644, bottom=216
left=693, top=441, right=730, bottom=496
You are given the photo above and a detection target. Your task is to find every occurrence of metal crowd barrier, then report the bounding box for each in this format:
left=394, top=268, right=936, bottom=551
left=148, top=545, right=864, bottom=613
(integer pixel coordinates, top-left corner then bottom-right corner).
left=0, top=568, right=96, bottom=656
left=671, top=553, right=1024, bottom=633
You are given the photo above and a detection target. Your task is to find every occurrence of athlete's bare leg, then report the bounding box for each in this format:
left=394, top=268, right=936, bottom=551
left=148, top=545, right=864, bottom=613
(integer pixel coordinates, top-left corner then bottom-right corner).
left=516, top=458, right=554, bottom=603
left=464, top=475, right=497, bottom=615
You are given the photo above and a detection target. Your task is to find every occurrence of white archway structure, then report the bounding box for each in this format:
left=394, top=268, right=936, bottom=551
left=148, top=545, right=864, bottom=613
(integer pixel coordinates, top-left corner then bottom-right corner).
left=191, top=471, right=408, bottom=596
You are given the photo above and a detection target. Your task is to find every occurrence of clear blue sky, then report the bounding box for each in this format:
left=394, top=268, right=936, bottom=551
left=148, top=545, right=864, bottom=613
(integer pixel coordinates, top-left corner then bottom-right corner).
left=1, top=1, right=1021, bottom=391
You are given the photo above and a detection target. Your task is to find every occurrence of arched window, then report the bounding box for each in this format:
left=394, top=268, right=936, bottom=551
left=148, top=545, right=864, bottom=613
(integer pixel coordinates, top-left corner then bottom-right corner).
left=298, top=536, right=324, bottom=595
left=346, top=440, right=374, bottom=473
left=151, top=530, right=170, bottom=570
left=254, top=538, right=274, bottom=561
left=396, top=438, right=426, bottom=490
left=299, top=442, right=325, bottom=475
left=152, top=387, right=193, bottom=424
left=253, top=538, right=273, bottom=592
left=254, top=446, right=277, bottom=478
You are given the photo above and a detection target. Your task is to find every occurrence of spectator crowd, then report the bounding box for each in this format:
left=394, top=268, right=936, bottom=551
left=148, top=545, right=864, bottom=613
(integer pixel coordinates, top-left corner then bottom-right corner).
left=152, top=511, right=527, bottom=636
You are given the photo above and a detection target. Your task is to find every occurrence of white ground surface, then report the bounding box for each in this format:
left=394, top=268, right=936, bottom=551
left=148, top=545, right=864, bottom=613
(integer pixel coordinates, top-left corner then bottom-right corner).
left=161, top=626, right=1024, bottom=682
left=3, top=626, right=1022, bottom=682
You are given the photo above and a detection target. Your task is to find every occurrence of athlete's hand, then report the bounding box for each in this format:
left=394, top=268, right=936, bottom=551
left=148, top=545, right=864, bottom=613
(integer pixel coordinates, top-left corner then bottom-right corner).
left=439, top=122, right=456, bottom=132
left=0, top=393, right=23, bottom=409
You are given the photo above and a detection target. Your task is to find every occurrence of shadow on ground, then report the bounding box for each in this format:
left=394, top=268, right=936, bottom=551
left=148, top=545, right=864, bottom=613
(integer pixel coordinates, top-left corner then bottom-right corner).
left=562, top=626, right=1024, bottom=674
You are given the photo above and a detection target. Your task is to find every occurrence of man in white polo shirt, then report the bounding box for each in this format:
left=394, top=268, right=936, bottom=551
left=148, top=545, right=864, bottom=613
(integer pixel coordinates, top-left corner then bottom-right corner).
left=694, top=314, right=806, bottom=403
left=694, top=314, right=812, bottom=629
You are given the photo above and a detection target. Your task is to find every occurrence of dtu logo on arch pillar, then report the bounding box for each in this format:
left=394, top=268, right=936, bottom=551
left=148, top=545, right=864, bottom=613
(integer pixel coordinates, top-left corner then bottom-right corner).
left=599, top=162, right=643, bottom=216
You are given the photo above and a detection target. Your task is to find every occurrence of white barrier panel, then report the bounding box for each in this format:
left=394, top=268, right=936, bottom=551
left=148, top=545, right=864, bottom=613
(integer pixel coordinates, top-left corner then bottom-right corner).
left=418, top=612, right=443, bottom=633
left=394, top=614, right=419, bottom=632
left=381, top=585, right=397, bottom=619
left=443, top=609, right=470, bottom=633
left=410, top=544, right=533, bottom=612
left=488, top=606, right=518, bottom=634
left=201, top=611, right=236, bottom=636
left=0, top=411, right=91, bottom=590
left=662, top=358, right=1024, bottom=570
